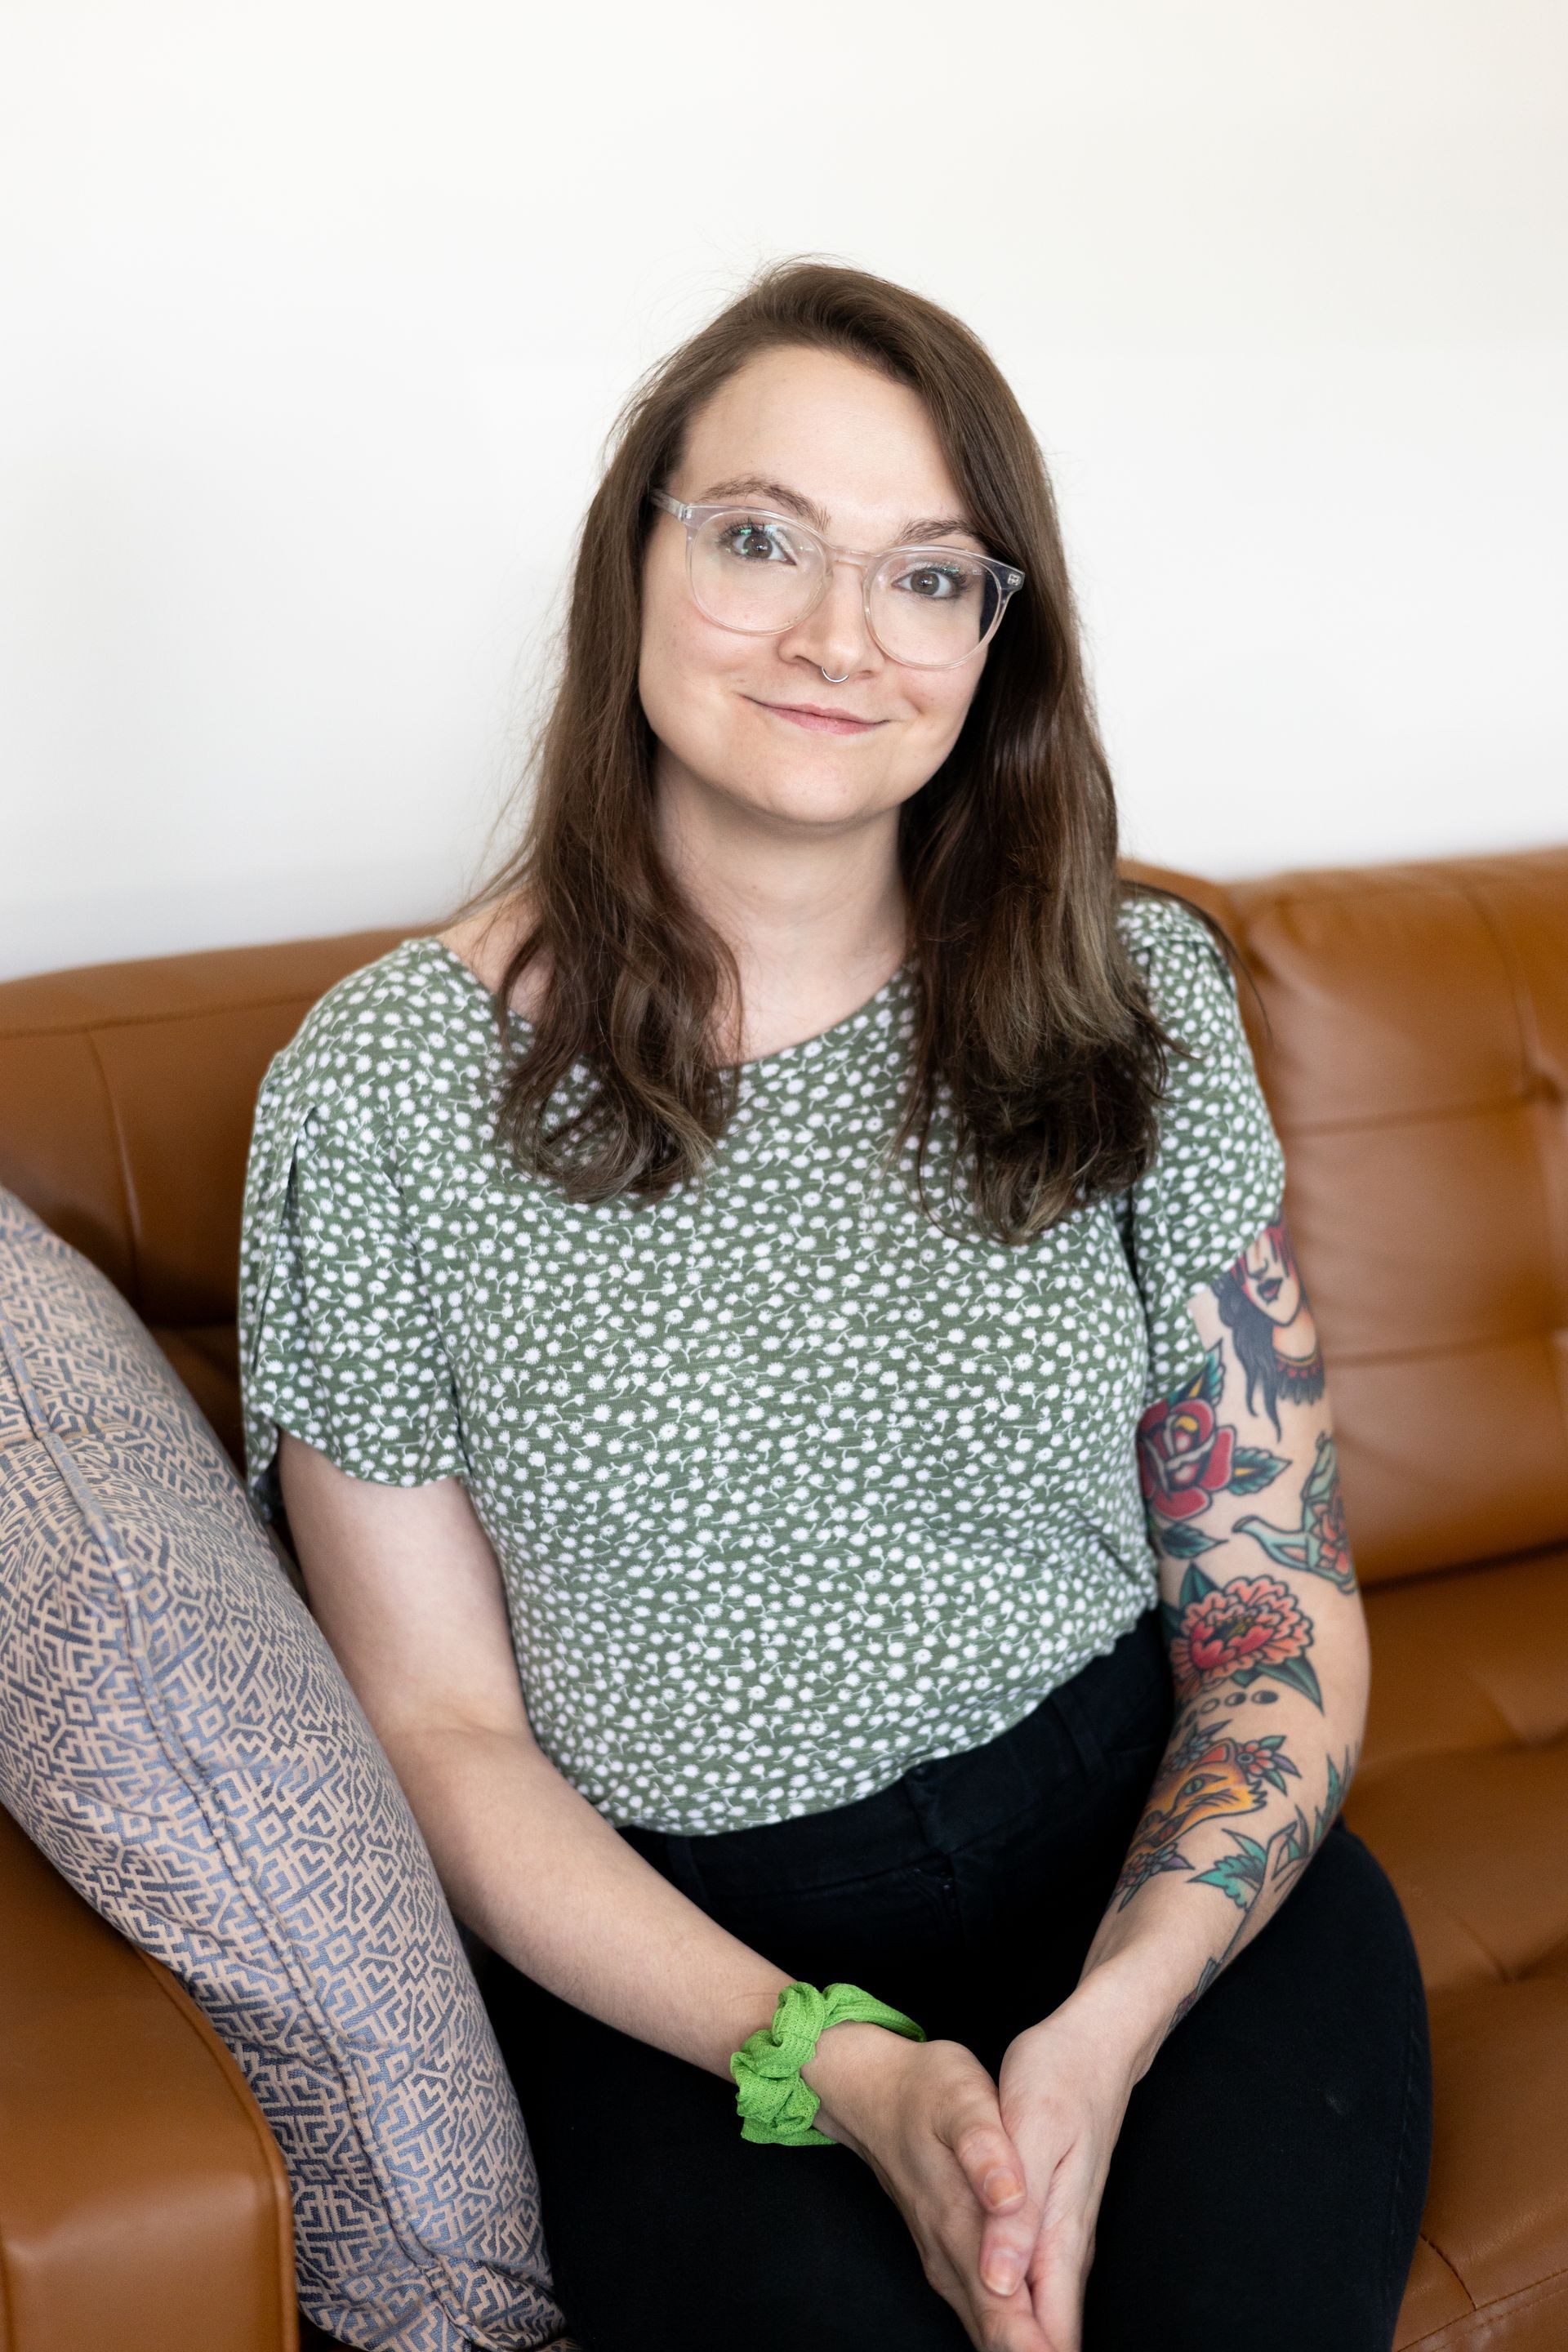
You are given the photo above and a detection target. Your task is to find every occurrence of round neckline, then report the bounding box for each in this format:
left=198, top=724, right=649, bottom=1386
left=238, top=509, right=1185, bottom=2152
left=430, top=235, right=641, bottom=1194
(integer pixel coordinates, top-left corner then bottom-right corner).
left=421, top=933, right=911, bottom=1074
left=724, top=959, right=911, bottom=1074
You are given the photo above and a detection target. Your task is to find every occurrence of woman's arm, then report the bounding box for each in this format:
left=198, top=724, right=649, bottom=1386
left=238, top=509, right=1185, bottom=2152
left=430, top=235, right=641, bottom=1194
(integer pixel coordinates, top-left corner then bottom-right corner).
left=277, top=1430, right=1058, bottom=2352
left=968, top=1218, right=1370, bottom=2344
left=278, top=1428, right=853, bottom=2081
left=1071, top=1213, right=1370, bottom=2075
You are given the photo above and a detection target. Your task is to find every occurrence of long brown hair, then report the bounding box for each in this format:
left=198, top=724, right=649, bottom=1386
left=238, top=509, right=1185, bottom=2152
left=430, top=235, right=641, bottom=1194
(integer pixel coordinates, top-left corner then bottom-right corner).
left=443, top=257, right=1188, bottom=1245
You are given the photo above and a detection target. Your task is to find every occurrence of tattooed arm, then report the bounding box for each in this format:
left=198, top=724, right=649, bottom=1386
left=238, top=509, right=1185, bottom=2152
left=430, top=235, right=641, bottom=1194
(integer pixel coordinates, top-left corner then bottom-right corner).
left=1075, top=1215, right=1369, bottom=2069
left=966, top=1219, right=1370, bottom=2339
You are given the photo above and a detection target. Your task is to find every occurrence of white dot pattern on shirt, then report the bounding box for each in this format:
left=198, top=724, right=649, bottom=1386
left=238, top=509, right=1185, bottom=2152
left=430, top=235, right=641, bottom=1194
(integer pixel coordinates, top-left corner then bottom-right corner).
left=238, top=895, right=1285, bottom=1834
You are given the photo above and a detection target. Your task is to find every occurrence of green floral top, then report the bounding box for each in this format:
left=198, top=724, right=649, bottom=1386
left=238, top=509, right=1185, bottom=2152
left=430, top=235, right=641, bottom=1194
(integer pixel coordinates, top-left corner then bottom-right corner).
left=238, top=893, right=1285, bottom=1835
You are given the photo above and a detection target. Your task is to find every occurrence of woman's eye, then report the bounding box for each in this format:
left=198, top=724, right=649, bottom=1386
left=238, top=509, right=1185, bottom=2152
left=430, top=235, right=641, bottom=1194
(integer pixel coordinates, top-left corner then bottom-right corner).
left=893, top=561, right=976, bottom=600
left=719, top=519, right=792, bottom=563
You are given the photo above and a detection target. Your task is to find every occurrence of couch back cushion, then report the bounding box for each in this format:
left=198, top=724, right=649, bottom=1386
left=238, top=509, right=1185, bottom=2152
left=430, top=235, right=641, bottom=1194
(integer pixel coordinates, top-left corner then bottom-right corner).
left=2, top=851, right=1564, bottom=1588
left=0, top=1183, right=570, bottom=2352
left=1223, top=848, right=1568, bottom=1584
left=0, top=929, right=415, bottom=1465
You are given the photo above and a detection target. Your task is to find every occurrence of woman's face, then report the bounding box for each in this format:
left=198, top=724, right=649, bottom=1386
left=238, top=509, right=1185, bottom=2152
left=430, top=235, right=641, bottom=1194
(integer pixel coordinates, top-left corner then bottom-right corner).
left=639, top=345, right=992, bottom=839
left=1239, top=1224, right=1304, bottom=1326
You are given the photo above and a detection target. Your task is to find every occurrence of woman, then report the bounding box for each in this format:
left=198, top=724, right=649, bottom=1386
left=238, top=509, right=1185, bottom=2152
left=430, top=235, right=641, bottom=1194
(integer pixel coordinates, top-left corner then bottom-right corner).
left=238, top=261, right=1432, bottom=2352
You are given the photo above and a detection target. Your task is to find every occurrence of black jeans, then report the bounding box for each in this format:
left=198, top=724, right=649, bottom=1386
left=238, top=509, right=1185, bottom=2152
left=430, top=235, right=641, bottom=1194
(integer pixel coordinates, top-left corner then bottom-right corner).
left=479, top=1606, right=1432, bottom=2351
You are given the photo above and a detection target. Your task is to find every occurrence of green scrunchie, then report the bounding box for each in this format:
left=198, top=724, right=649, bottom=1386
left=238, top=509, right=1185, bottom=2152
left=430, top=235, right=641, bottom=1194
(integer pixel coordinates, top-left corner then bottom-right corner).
left=729, top=1980, right=927, bottom=2145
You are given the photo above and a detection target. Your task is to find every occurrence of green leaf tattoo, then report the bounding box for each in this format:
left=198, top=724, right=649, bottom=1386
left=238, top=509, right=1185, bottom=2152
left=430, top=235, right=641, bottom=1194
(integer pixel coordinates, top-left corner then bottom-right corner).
left=1230, top=1444, right=1289, bottom=1494
left=1159, top=1519, right=1223, bottom=1560
left=1191, top=1831, right=1272, bottom=1912
left=1272, top=1743, right=1360, bottom=1897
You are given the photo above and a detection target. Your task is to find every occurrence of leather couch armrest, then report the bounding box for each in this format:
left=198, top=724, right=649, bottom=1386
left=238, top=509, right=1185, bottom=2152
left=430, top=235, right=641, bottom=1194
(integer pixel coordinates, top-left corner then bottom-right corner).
left=0, top=1802, right=297, bottom=2352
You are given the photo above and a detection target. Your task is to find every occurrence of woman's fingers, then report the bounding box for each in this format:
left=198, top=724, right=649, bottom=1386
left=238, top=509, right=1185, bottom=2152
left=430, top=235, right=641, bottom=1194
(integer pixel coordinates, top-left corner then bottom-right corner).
left=973, top=2159, right=1043, bottom=2295
left=950, top=2100, right=1062, bottom=2300
left=923, top=2203, right=1059, bottom=2352
left=1028, top=2203, right=1096, bottom=2352
left=942, top=2092, right=1052, bottom=2327
left=858, top=2037, right=1067, bottom=2350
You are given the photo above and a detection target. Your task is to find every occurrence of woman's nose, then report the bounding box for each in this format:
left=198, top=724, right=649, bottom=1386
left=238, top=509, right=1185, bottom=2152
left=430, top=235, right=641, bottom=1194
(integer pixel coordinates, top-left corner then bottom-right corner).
left=781, top=556, right=877, bottom=679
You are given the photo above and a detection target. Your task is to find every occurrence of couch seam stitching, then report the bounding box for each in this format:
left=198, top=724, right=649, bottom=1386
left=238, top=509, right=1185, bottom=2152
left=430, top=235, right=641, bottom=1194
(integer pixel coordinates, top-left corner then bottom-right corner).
left=1463, top=874, right=1568, bottom=1306
left=1316, top=1325, right=1562, bottom=1373
left=0, top=992, right=318, bottom=1040
left=1412, top=2230, right=1471, bottom=2305
left=1406, top=2256, right=1568, bottom=2348
left=82, top=1027, right=142, bottom=1308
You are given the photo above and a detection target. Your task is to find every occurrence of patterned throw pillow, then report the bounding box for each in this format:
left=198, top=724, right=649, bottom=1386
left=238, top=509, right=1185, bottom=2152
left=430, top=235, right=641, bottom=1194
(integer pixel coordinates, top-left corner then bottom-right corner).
left=0, top=1184, right=573, bottom=2352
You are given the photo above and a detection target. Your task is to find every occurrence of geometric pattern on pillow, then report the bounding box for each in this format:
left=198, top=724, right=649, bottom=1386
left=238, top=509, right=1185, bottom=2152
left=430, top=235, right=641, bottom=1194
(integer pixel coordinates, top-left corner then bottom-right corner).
left=0, top=1184, right=572, bottom=2352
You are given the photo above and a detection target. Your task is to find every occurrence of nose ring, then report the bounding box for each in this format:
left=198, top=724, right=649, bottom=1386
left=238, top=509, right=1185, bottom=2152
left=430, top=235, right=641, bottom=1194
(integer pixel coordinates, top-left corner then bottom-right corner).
left=819, top=665, right=852, bottom=684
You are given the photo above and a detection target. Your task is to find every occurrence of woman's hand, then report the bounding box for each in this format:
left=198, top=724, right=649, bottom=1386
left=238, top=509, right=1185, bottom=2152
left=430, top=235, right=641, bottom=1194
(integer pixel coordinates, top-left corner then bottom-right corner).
left=976, top=1998, right=1146, bottom=2352
left=805, top=2022, right=1062, bottom=2351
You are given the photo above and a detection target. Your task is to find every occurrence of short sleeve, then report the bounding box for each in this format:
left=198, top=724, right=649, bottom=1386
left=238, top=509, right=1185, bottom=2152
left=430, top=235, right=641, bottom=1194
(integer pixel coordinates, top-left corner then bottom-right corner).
left=238, top=1063, right=466, bottom=1526
left=1116, top=894, right=1288, bottom=1410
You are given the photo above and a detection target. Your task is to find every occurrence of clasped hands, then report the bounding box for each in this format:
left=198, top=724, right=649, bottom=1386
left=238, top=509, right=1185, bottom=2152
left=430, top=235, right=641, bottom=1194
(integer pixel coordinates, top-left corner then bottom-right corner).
left=811, top=1984, right=1146, bottom=2352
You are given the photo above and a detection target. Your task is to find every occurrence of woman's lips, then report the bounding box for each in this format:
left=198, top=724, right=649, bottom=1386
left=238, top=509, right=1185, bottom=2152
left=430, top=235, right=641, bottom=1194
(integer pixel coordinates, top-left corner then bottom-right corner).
left=751, top=699, right=881, bottom=736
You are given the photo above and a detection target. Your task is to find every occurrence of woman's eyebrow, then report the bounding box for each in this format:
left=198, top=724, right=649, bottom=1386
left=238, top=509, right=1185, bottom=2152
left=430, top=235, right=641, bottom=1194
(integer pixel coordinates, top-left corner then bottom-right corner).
left=697, top=475, right=832, bottom=530
left=696, top=475, right=981, bottom=546
left=901, top=514, right=982, bottom=546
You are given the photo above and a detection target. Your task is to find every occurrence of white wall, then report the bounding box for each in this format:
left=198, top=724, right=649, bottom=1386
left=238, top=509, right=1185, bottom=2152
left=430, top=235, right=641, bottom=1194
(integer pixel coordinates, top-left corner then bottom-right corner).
left=2, top=0, right=1563, bottom=981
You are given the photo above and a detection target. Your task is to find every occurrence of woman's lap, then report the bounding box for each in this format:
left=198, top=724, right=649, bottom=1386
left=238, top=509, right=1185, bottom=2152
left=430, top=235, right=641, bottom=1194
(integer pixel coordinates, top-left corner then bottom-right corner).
left=480, top=1619, right=1432, bottom=2352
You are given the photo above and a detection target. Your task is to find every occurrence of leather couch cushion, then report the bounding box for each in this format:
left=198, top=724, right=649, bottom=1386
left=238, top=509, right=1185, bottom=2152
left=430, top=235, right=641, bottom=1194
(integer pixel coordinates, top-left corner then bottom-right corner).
left=1348, top=1545, right=1568, bottom=2346
left=0, top=1798, right=298, bottom=2352
left=1225, top=850, right=1568, bottom=1586
left=0, top=926, right=416, bottom=1471
left=0, top=1183, right=570, bottom=2352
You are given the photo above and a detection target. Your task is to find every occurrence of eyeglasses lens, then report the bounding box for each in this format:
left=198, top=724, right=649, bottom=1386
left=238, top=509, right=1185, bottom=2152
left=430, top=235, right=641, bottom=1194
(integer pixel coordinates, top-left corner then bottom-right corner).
left=871, top=550, right=1000, bottom=666
left=690, top=510, right=1001, bottom=667
left=691, top=512, right=825, bottom=634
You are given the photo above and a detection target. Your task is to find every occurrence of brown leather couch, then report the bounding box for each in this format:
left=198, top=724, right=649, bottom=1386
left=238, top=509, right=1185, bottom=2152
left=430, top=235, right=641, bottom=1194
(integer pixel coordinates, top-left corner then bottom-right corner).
left=2, top=844, right=1565, bottom=2352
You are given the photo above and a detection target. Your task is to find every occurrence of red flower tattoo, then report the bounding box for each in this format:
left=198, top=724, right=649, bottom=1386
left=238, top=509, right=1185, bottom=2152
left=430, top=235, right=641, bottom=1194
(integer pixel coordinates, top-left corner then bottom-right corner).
left=1138, top=1396, right=1236, bottom=1521
left=1167, top=1574, right=1312, bottom=1700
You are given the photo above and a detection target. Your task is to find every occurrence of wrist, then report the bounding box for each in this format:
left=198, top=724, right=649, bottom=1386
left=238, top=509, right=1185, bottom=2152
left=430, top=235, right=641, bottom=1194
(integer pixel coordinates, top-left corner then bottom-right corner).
left=1062, top=1952, right=1179, bottom=2084
left=799, top=2016, right=911, bottom=2154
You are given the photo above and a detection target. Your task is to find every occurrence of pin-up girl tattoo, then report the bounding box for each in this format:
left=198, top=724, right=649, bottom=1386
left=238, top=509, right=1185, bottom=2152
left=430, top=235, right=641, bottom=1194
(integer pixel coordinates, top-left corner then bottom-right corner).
left=1213, top=1218, right=1325, bottom=1435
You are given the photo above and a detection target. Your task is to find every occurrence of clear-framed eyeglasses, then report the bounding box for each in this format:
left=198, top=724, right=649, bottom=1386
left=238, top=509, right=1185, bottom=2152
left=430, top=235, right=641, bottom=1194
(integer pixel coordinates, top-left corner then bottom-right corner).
left=648, top=490, right=1025, bottom=671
